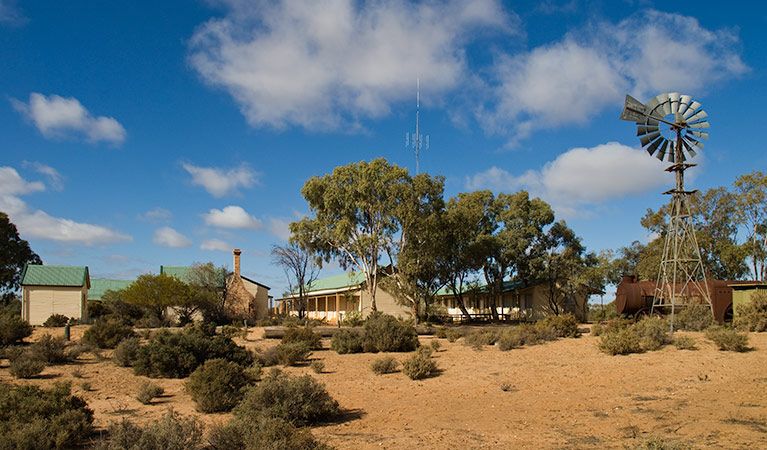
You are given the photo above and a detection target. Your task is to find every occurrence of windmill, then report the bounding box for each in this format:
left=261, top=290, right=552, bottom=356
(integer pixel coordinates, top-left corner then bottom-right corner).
left=405, top=78, right=429, bottom=174
left=620, top=92, right=712, bottom=331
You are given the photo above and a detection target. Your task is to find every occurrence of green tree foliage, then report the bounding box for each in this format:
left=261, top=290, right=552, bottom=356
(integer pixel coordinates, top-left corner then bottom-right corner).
left=291, top=158, right=411, bottom=312
left=0, top=212, right=42, bottom=303
left=734, top=171, right=767, bottom=281
left=0, top=305, right=32, bottom=345
left=122, top=273, right=190, bottom=323
left=184, top=262, right=231, bottom=324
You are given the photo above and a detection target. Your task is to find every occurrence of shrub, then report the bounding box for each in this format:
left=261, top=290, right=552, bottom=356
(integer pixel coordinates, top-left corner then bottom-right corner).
left=207, top=416, right=334, bottom=450
left=734, top=291, right=767, bottom=332
left=362, top=312, right=419, bottom=352
left=256, top=342, right=311, bottom=367
left=537, top=314, right=581, bottom=338
left=113, top=337, right=140, bottom=367
left=233, top=371, right=340, bottom=426
left=415, top=346, right=434, bottom=358
left=282, top=326, right=322, bottom=350
left=310, top=360, right=325, bottom=374
left=705, top=326, right=750, bottom=352
left=630, top=435, right=683, bottom=450
left=635, top=317, right=673, bottom=351
left=330, top=329, right=365, bottom=354
left=674, top=335, right=697, bottom=350
left=588, top=301, right=618, bottom=322
left=445, top=329, right=462, bottom=343
left=591, top=324, right=604, bottom=336
left=221, top=325, right=243, bottom=339
left=245, top=362, right=263, bottom=381
left=92, top=410, right=204, bottom=450
left=340, top=310, right=363, bottom=327
left=371, top=356, right=398, bottom=375
left=8, top=355, right=46, bottom=378
left=136, top=381, right=164, bottom=405
left=0, top=381, right=93, bottom=449
left=82, top=318, right=135, bottom=349
left=675, top=305, right=716, bottom=331
left=43, top=313, right=69, bottom=327
left=463, top=330, right=499, bottom=349
left=429, top=339, right=441, bottom=352
left=0, top=311, right=32, bottom=346
left=133, top=327, right=253, bottom=378
left=66, top=343, right=88, bottom=360
left=401, top=352, right=437, bottom=380
left=598, top=327, right=642, bottom=355
left=86, top=300, right=110, bottom=319
left=186, top=358, right=250, bottom=413
left=497, top=328, right=524, bottom=351
left=434, top=328, right=447, bottom=339
left=28, top=334, right=70, bottom=364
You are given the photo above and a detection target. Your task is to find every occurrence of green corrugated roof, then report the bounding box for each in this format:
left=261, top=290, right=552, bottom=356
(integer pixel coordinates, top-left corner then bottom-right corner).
left=21, top=265, right=90, bottom=288
left=89, top=279, right=134, bottom=300
left=305, top=271, right=367, bottom=292
left=160, top=265, right=226, bottom=287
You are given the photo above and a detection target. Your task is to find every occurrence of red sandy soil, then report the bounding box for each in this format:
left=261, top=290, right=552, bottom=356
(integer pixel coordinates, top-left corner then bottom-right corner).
left=2, top=325, right=766, bottom=449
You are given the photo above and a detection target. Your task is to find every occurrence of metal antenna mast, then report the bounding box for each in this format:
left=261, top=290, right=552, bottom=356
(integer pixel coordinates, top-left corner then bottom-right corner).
left=620, top=92, right=712, bottom=331
left=405, top=78, right=429, bottom=174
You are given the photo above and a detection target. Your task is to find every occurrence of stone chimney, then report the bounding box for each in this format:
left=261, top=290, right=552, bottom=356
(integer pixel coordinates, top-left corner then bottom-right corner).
left=233, top=249, right=242, bottom=277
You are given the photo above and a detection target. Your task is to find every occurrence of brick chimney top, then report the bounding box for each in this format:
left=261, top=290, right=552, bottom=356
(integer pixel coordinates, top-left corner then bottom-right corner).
left=233, top=249, right=242, bottom=277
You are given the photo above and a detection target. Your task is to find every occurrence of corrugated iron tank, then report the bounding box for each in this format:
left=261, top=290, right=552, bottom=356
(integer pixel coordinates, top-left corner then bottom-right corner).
left=615, top=275, right=756, bottom=323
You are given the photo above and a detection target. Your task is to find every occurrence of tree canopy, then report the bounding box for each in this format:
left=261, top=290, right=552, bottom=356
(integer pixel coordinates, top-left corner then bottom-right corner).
left=0, top=212, right=42, bottom=303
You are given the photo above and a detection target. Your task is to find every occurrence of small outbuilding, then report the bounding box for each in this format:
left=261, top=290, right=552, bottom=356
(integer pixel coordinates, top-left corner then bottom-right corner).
left=20, top=265, right=90, bottom=325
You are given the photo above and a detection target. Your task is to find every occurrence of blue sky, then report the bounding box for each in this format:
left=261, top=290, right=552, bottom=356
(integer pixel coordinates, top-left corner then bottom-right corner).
left=1, top=0, right=765, bottom=297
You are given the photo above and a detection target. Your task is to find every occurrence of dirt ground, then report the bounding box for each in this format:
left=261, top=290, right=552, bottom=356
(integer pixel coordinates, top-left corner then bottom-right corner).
left=2, top=325, right=766, bottom=449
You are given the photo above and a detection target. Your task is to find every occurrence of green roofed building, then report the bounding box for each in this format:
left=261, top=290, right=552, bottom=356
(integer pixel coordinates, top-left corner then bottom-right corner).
left=21, top=264, right=90, bottom=325
left=88, top=279, right=135, bottom=301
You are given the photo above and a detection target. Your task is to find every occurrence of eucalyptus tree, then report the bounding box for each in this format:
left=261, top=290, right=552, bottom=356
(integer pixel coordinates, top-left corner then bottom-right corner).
left=271, top=242, right=319, bottom=319
left=0, top=212, right=42, bottom=303
left=734, top=171, right=767, bottom=281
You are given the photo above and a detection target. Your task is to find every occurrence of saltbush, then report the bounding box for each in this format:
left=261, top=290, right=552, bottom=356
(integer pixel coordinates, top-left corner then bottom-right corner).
left=310, top=360, right=325, bottom=374
left=401, top=352, right=437, bottom=380
left=0, top=381, right=93, bottom=449
left=186, top=358, right=250, bottom=413
left=370, top=356, right=398, bottom=375
left=82, top=318, right=135, bottom=349
left=463, top=330, right=499, bottom=349
left=136, top=381, right=164, bottom=405
left=207, top=416, right=334, bottom=450
left=598, top=327, right=642, bottom=355
left=43, top=313, right=69, bottom=328
left=634, top=317, right=673, bottom=351
left=430, top=339, right=441, bottom=352
left=221, top=325, right=243, bottom=339
left=113, top=337, right=140, bottom=367
left=444, top=329, right=462, bottom=343
left=28, top=334, right=71, bottom=364
left=233, top=370, right=340, bottom=426
left=8, top=354, right=46, bottom=379
left=734, top=291, right=767, bottom=332
left=0, top=311, right=32, bottom=346
left=591, top=324, right=604, bottom=336
left=674, top=335, right=697, bottom=350
left=705, top=326, right=750, bottom=352
left=537, top=314, right=580, bottom=338
left=675, top=305, right=716, bottom=331
left=362, top=312, right=419, bottom=353
left=282, top=326, right=322, bottom=350
left=92, top=410, right=204, bottom=450
left=330, top=329, right=364, bottom=354
left=133, top=327, right=253, bottom=378
left=340, top=310, right=363, bottom=327
left=434, top=328, right=447, bottom=339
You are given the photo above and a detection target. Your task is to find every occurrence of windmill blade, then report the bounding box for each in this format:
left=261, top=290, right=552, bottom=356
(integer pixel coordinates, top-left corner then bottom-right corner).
left=686, top=109, right=708, bottom=123
left=647, top=95, right=666, bottom=119
left=656, top=139, right=669, bottom=161
left=689, top=121, right=710, bottom=129
left=645, top=136, right=664, bottom=156
left=678, top=94, right=692, bottom=115
left=658, top=93, right=672, bottom=116
left=683, top=101, right=702, bottom=119
left=682, top=138, right=698, bottom=158
left=689, top=130, right=709, bottom=140
left=668, top=92, right=680, bottom=113
left=685, top=135, right=704, bottom=150
left=667, top=144, right=676, bottom=163
left=636, top=117, right=660, bottom=126
left=640, top=131, right=661, bottom=147
left=637, top=125, right=659, bottom=136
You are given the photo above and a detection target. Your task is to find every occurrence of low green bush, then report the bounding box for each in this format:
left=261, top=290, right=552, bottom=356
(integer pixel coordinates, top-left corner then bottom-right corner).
left=591, top=324, right=604, bottom=336
left=445, top=329, right=462, bottom=343
left=434, top=328, right=447, bottom=339
left=340, top=310, right=363, bottom=327
left=330, top=329, right=364, bottom=354
left=362, top=312, right=419, bottom=353
left=221, top=325, right=243, bottom=339
left=233, top=371, right=340, bottom=426
left=401, top=352, right=437, bottom=380
left=92, top=410, right=204, bottom=450
left=136, top=381, right=164, bottom=405
left=0, top=381, right=93, bottom=449
left=113, top=337, right=140, bottom=367
left=598, top=327, right=642, bottom=355
left=207, top=416, right=334, bottom=450
left=8, top=354, right=46, bottom=379
left=86, top=300, right=110, bottom=319
left=734, top=291, right=767, bottom=332
left=28, top=334, right=70, bottom=364
left=635, top=317, right=673, bottom=351
left=256, top=342, right=311, bottom=367
left=705, top=326, right=750, bottom=352
left=186, top=358, right=250, bottom=413
left=463, top=330, right=499, bottom=349
left=282, top=326, right=322, bottom=350
left=82, top=318, right=135, bottom=349
left=0, top=311, right=32, bottom=346
left=310, top=360, right=325, bottom=374
left=537, top=314, right=581, bottom=338
left=674, top=335, right=697, bottom=350
left=675, top=305, right=715, bottom=331
left=43, top=313, right=69, bottom=328
left=370, top=356, right=398, bottom=375
left=429, top=339, right=441, bottom=352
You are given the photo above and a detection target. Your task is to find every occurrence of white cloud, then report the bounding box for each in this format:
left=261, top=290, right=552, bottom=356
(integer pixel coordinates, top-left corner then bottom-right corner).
left=484, top=10, right=748, bottom=142
left=0, top=167, right=131, bottom=244
left=466, top=142, right=671, bottom=216
left=182, top=162, right=259, bottom=197
left=200, top=238, right=232, bottom=252
left=268, top=217, right=291, bottom=241
left=0, top=0, right=25, bottom=25
left=138, top=207, right=173, bottom=223
left=23, top=161, right=64, bottom=191
left=189, top=0, right=514, bottom=130
left=204, top=205, right=263, bottom=230
left=153, top=226, right=192, bottom=248
left=11, top=93, right=126, bottom=145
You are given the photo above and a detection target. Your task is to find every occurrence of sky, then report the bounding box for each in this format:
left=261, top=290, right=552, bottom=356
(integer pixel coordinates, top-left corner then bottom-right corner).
left=1, top=0, right=765, bottom=299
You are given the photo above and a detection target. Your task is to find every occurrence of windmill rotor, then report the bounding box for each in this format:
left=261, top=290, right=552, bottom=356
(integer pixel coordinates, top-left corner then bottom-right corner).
left=621, top=93, right=709, bottom=163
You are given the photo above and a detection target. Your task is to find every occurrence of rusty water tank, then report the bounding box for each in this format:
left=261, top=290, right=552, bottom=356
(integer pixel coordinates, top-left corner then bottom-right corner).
left=615, top=276, right=755, bottom=323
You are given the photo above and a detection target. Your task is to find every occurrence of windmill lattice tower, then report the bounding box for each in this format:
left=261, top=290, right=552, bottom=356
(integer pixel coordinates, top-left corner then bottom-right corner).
left=620, top=92, right=712, bottom=331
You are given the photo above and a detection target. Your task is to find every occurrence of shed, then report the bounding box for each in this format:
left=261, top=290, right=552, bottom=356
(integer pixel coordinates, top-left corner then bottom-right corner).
left=21, top=265, right=90, bottom=325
